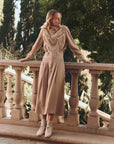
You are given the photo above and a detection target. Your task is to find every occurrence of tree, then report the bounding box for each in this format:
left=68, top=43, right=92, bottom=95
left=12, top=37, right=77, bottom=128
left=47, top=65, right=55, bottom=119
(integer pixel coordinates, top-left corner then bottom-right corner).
left=78, top=0, right=113, bottom=96
left=32, top=0, right=45, bottom=60
left=77, top=0, right=113, bottom=63
left=0, top=0, right=15, bottom=49
left=33, top=0, right=44, bottom=40
left=14, top=21, right=22, bottom=57
left=15, top=0, right=44, bottom=59
left=16, top=0, right=34, bottom=58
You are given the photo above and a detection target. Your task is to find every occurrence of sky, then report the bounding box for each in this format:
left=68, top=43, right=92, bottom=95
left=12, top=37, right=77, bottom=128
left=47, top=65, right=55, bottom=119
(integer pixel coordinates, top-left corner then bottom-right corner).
left=15, top=0, right=20, bottom=27
left=0, top=0, right=4, bottom=25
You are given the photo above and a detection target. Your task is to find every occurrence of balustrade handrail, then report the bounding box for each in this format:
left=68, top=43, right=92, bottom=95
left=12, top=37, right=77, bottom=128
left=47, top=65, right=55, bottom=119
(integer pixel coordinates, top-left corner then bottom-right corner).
left=0, top=59, right=114, bottom=71
left=5, top=68, right=33, bottom=84
left=78, top=101, right=110, bottom=121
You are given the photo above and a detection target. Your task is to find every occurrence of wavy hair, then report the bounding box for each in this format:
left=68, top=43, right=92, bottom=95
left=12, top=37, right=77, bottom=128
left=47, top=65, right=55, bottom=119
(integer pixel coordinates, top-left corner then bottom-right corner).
left=41, top=9, right=61, bottom=30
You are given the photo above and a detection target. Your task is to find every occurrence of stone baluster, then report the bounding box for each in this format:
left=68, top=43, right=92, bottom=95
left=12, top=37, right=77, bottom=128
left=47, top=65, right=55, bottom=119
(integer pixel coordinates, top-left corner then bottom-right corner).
left=87, top=70, right=102, bottom=129
left=11, top=66, right=24, bottom=120
left=0, top=66, right=6, bottom=118
left=67, top=69, right=81, bottom=126
left=29, top=67, right=39, bottom=122
left=21, top=80, right=25, bottom=118
left=5, top=73, right=13, bottom=109
left=109, top=71, right=114, bottom=130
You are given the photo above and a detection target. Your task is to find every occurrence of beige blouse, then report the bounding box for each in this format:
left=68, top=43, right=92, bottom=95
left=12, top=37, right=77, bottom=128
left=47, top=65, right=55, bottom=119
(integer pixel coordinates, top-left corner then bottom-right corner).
left=27, top=25, right=87, bottom=62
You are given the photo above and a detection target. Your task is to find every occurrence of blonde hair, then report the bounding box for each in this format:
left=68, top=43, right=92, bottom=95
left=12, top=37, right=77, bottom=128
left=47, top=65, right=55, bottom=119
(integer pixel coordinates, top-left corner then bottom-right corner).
left=41, top=9, right=61, bottom=30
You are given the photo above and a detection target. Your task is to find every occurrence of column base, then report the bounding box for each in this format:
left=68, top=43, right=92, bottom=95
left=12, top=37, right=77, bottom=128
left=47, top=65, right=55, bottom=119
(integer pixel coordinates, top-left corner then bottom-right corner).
left=67, top=113, right=78, bottom=126
left=5, top=102, right=13, bottom=109
left=29, top=110, right=39, bottom=122
left=109, top=118, right=114, bottom=131
left=21, top=106, right=26, bottom=118
left=11, top=109, right=22, bottom=120
left=87, top=115, right=99, bottom=129
left=0, top=107, right=6, bottom=118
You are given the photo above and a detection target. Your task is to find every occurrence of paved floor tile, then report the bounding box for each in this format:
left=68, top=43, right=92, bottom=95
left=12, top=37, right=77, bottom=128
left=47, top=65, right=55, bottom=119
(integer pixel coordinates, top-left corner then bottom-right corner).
left=0, top=137, right=49, bottom=144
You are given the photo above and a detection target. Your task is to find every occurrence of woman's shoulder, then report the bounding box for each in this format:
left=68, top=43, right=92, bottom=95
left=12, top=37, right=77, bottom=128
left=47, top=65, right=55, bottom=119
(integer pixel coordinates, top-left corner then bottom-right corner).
left=60, top=25, right=70, bottom=31
left=40, top=27, right=48, bottom=35
left=40, top=27, right=46, bottom=32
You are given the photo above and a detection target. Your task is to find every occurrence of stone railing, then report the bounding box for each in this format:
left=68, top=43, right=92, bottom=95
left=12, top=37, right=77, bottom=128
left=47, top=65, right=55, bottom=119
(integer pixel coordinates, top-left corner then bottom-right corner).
left=0, top=60, right=114, bottom=136
left=5, top=67, right=110, bottom=127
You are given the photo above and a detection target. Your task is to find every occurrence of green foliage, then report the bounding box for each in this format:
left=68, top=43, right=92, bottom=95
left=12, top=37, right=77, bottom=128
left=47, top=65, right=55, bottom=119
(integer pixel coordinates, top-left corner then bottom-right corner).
left=79, top=108, right=88, bottom=125
left=33, top=0, right=44, bottom=39
left=0, top=0, right=15, bottom=48
left=99, top=71, right=113, bottom=94
left=78, top=74, right=88, bottom=96
left=78, top=0, right=113, bottom=63
left=14, top=0, right=45, bottom=59
left=17, top=0, right=34, bottom=58
left=64, top=101, right=69, bottom=119
left=24, top=102, right=31, bottom=118
left=0, top=0, right=20, bottom=59
left=15, top=21, right=22, bottom=51
left=99, top=94, right=112, bottom=114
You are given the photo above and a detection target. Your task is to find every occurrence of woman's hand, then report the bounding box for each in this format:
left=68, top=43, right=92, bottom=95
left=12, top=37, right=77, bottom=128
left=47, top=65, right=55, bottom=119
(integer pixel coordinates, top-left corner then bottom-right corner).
left=84, top=60, right=96, bottom=64
left=19, top=57, right=29, bottom=62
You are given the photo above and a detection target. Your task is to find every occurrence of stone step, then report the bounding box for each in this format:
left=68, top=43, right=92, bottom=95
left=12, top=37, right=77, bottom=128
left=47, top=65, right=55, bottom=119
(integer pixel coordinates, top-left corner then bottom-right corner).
left=0, top=124, right=114, bottom=144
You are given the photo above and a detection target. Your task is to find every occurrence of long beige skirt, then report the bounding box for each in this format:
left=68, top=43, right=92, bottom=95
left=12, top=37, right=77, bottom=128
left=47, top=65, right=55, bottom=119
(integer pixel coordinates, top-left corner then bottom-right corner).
left=35, top=52, right=65, bottom=116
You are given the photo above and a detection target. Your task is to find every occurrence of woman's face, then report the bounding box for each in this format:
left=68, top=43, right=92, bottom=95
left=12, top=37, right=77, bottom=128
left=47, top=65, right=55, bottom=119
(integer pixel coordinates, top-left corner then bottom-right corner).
left=51, top=13, right=62, bottom=26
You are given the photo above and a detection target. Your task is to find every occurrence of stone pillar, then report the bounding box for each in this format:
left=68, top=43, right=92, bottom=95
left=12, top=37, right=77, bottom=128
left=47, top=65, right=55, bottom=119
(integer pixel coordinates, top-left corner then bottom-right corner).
left=5, top=73, right=13, bottom=109
left=11, top=66, right=24, bottom=120
left=109, top=71, right=114, bottom=130
left=21, top=80, right=25, bottom=118
left=67, top=69, right=81, bottom=126
left=0, top=66, right=6, bottom=118
left=29, top=67, right=39, bottom=122
left=87, top=70, right=102, bottom=129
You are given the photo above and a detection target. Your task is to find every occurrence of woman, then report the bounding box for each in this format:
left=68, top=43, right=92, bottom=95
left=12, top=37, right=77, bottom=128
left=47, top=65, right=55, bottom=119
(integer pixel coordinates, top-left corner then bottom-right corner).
left=20, top=9, right=92, bottom=138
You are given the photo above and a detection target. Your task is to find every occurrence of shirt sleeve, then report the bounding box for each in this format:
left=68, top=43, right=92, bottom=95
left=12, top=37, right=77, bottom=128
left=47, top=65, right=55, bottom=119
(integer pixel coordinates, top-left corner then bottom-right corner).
left=65, top=26, right=87, bottom=62
left=26, top=29, right=43, bottom=59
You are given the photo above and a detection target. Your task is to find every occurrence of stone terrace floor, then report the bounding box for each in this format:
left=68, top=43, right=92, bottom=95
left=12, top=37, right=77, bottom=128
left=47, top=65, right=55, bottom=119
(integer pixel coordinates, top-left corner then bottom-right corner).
left=0, top=124, right=114, bottom=144
left=0, top=137, right=48, bottom=144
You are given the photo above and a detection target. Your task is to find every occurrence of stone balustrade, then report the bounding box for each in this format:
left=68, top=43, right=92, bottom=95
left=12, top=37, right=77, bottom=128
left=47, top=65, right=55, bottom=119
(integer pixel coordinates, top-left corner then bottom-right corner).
left=0, top=60, right=114, bottom=137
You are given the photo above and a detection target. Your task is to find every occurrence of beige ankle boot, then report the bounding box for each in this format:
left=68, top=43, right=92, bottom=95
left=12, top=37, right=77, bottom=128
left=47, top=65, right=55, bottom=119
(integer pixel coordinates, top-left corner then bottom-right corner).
left=36, top=119, right=46, bottom=137
left=45, top=120, right=53, bottom=138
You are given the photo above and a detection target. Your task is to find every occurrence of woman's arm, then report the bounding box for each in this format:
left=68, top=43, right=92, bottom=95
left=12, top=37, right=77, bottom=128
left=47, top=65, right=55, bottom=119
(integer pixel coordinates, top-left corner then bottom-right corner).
left=65, top=26, right=92, bottom=63
left=19, top=29, right=43, bottom=62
